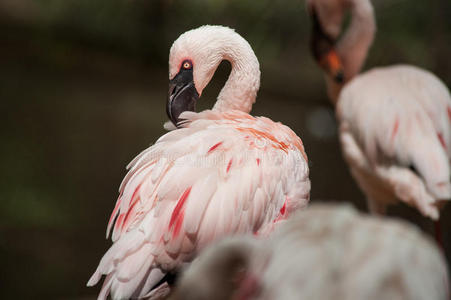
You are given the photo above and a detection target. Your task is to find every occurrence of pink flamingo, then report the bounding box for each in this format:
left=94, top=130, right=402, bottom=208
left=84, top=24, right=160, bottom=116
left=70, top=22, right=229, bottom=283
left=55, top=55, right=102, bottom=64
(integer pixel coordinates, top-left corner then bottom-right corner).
left=307, top=0, right=451, bottom=221
left=171, top=204, right=449, bottom=300
left=87, top=25, right=310, bottom=299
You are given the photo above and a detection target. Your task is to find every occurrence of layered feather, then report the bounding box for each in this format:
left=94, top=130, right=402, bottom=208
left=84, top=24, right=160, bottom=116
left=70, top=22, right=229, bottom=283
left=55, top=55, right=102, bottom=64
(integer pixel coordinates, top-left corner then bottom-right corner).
left=88, top=109, right=310, bottom=299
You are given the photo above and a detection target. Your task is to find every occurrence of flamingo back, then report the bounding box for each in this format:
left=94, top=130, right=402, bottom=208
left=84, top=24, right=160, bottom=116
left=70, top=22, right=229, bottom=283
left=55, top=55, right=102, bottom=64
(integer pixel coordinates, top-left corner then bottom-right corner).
left=87, top=110, right=310, bottom=299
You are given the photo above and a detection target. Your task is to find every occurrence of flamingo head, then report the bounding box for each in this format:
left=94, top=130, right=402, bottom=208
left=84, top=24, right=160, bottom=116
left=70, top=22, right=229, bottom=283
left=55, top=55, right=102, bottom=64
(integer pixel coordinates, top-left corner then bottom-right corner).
left=307, top=0, right=346, bottom=83
left=167, top=26, right=232, bottom=126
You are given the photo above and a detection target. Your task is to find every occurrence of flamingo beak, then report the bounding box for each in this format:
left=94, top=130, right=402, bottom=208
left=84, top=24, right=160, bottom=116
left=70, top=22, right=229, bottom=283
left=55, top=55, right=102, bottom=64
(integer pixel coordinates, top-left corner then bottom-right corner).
left=167, top=69, right=199, bottom=127
left=309, top=8, right=345, bottom=83
left=321, top=49, right=344, bottom=83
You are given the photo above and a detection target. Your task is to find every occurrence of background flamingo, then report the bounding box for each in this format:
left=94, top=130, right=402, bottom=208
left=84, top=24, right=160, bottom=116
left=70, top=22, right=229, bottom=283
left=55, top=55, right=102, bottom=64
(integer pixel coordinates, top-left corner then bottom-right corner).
left=307, top=0, right=451, bottom=221
left=87, top=25, right=310, bottom=299
left=171, top=204, right=449, bottom=300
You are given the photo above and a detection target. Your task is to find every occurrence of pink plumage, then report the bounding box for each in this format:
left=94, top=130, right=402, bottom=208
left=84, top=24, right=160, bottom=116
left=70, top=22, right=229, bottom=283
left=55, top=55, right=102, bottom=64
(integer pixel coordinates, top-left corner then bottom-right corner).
left=87, top=25, right=310, bottom=299
left=171, top=204, right=449, bottom=300
left=337, top=66, right=451, bottom=218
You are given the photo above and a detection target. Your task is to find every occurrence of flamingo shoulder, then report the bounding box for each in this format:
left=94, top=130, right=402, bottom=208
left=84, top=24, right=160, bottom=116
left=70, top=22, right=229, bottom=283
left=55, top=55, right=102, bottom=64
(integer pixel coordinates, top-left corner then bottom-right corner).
left=180, top=109, right=307, bottom=160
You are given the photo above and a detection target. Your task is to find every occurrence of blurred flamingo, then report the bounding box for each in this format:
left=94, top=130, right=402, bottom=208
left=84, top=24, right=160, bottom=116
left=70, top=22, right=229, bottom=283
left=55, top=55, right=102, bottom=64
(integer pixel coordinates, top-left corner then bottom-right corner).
left=87, top=25, right=310, bottom=299
left=307, top=0, right=451, bottom=222
left=171, top=204, right=449, bottom=300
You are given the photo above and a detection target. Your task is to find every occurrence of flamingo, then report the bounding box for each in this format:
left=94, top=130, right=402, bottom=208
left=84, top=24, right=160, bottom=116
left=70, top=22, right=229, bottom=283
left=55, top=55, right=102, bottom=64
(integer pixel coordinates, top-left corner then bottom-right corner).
left=87, top=25, right=310, bottom=299
left=307, top=0, right=451, bottom=220
left=171, top=204, right=449, bottom=300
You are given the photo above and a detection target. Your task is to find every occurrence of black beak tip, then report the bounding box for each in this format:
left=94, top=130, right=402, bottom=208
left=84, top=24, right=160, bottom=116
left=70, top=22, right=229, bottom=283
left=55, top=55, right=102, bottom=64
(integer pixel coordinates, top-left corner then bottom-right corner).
left=167, top=82, right=198, bottom=127
left=334, top=70, right=344, bottom=83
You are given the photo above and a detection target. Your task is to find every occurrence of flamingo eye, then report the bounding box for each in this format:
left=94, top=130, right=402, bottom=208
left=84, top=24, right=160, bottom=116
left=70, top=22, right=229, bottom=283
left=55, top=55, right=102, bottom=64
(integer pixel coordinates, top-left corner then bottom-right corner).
left=182, top=61, right=192, bottom=70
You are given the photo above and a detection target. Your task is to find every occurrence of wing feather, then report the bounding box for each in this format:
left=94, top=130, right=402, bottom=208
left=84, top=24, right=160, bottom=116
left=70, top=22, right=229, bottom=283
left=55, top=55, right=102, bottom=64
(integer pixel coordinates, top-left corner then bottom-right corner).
left=184, top=173, right=218, bottom=235
left=91, top=110, right=311, bottom=299
left=338, top=65, right=451, bottom=203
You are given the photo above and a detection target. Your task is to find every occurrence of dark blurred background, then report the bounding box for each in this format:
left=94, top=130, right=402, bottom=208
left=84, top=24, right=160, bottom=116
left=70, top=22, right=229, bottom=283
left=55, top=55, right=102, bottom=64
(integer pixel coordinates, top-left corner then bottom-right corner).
left=1, top=0, right=450, bottom=298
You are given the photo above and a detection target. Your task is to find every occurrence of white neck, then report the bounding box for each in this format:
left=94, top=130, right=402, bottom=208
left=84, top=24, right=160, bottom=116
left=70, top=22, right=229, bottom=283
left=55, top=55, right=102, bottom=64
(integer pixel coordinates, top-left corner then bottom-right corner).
left=212, top=36, right=260, bottom=113
left=170, top=26, right=261, bottom=114
left=328, top=0, right=376, bottom=103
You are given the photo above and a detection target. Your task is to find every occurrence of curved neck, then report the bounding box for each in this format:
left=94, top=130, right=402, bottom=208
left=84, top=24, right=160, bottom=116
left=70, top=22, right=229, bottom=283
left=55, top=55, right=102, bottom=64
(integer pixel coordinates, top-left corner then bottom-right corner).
left=329, top=0, right=376, bottom=103
left=212, top=39, right=260, bottom=113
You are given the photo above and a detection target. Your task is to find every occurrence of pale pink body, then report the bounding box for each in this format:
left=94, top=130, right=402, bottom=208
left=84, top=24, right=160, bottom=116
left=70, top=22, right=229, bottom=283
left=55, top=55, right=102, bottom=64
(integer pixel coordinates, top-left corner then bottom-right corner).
left=172, top=204, right=449, bottom=300
left=87, top=26, right=310, bottom=299
left=338, top=65, right=451, bottom=218
left=310, top=0, right=451, bottom=219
